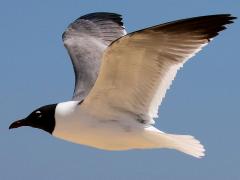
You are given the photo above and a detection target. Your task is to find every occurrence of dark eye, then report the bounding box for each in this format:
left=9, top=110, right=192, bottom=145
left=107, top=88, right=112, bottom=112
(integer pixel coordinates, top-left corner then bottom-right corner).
left=35, top=111, right=42, bottom=118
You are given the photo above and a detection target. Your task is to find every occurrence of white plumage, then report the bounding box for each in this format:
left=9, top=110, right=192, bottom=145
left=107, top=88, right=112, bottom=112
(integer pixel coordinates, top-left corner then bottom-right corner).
left=52, top=13, right=235, bottom=158
left=10, top=13, right=235, bottom=159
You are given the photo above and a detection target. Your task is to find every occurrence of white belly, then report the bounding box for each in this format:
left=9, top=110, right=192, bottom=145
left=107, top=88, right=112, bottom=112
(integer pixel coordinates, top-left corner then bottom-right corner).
left=53, top=101, right=156, bottom=150
left=53, top=116, right=153, bottom=150
left=52, top=102, right=206, bottom=158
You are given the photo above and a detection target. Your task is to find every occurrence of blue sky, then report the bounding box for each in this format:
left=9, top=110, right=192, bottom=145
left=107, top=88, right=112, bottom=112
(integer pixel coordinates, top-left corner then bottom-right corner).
left=0, top=1, right=239, bottom=179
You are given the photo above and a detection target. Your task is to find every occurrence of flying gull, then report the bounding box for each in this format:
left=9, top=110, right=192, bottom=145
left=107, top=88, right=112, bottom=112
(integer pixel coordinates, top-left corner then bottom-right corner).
left=9, top=12, right=236, bottom=158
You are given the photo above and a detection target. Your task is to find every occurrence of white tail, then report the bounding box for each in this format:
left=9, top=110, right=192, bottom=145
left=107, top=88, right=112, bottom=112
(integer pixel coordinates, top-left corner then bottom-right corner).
left=165, top=134, right=205, bottom=158
left=144, top=128, right=205, bottom=158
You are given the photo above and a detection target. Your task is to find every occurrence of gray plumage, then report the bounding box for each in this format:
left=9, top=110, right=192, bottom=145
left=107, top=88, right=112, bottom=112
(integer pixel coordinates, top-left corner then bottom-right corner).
left=62, top=12, right=126, bottom=100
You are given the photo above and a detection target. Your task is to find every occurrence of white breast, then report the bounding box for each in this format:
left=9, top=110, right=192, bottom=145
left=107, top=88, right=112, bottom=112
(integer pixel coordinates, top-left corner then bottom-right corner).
left=52, top=101, right=154, bottom=150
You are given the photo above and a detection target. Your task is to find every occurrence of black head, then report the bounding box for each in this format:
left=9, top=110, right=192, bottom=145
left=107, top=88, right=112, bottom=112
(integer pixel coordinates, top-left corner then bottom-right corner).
left=9, top=104, right=57, bottom=134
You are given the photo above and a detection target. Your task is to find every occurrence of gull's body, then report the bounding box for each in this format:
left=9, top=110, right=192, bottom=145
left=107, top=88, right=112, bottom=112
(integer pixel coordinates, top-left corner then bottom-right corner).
left=54, top=101, right=171, bottom=151
left=10, top=12, right=236, bottom=158
left=54, top=101, right=155, bottom=151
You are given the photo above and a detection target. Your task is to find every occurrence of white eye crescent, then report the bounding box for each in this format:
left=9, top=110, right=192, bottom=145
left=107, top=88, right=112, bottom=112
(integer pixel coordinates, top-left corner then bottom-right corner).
left=36, top=111, right=42, bottom=118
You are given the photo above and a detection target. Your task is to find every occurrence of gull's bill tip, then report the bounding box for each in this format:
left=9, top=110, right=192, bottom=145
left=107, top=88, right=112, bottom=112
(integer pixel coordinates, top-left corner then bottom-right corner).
left=9, top=119, right=25, bottom=129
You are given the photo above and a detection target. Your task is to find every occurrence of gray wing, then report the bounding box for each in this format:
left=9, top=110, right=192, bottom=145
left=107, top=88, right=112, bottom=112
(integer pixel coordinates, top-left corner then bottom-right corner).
left=62, top=12, right=126, bottom=101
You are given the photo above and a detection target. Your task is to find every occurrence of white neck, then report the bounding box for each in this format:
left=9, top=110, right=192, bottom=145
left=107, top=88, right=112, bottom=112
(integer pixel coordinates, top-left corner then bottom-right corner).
left=52, top=100, right=98, bottom=146
left=55, top=101, right=79, bottom=118
left=53, top=100, right=82, bottom=137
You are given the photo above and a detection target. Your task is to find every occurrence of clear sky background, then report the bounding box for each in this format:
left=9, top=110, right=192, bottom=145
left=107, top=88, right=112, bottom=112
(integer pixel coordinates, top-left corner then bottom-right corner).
left=0, top=1, right=239, bottom=180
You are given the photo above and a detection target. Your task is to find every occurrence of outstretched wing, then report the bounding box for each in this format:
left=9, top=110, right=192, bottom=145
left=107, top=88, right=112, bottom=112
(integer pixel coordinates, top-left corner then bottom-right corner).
left=63, top=12, right=126, bottom=101
left=82, top=14, right=236, bottom=123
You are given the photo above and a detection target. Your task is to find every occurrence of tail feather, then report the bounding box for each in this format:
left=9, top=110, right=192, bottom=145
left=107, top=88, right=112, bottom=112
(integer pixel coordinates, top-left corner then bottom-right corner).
left=167, top=134, right=205, bottom=158
left=144, top=128, right=205, bottom=158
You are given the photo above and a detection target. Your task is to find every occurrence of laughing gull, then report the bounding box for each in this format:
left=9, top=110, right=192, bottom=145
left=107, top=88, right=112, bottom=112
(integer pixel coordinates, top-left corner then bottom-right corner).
left=9, top=12, right=236, bottom=158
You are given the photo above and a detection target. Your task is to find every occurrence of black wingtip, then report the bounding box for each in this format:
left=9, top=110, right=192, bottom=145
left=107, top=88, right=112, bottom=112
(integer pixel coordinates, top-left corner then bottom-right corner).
left=218, top=13, right=237, bottom=23
left=79, top=12, right=124, bottom=26
left=62, top=12, right=124, bottom=41
left=227, top=14, right=237, bottom=24
left=224, top=14, right=237, bottom=19
left=150, top=13, right=237, bottom=40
